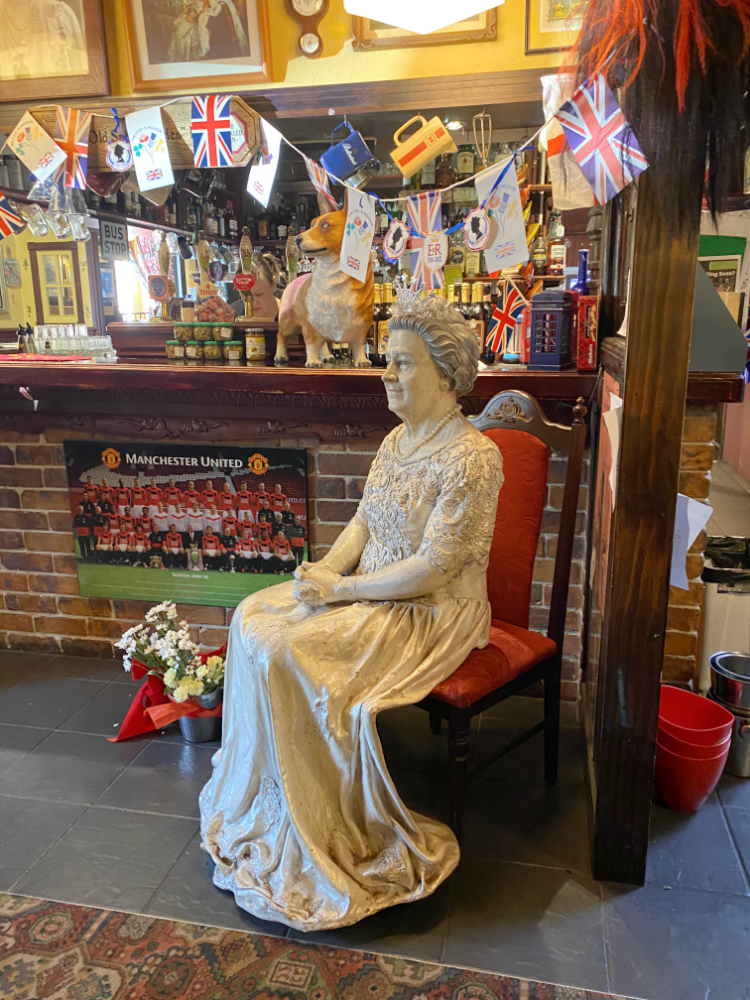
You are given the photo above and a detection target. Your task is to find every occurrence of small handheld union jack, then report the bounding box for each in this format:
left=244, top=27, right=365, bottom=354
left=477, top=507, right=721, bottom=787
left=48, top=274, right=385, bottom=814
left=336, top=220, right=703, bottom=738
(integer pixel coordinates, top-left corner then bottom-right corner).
left=191, top=95, right=233, bottom=169
left=487, top=280, right=528, bottom=355
left=54, top=106, right=92, bottom=189
left=0, top=190, right=25, bottom=240
left=555, top=74, right=648, bottom=206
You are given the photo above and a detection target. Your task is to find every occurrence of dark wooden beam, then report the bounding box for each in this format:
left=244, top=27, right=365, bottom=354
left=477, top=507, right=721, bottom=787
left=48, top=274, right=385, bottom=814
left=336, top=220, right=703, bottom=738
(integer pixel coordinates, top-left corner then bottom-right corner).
left=591, top=171, right=701, bottom=884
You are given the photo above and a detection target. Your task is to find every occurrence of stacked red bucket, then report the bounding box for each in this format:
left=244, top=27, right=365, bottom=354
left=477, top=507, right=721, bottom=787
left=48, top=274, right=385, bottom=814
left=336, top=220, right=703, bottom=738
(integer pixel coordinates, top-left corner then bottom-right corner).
left=655, top=686, right=734, bottom=812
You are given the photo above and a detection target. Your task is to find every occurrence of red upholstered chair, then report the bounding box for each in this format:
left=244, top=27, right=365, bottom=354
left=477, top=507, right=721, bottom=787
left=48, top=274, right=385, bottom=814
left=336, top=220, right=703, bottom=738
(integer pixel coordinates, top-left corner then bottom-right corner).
left=416, top=390, right=587, bottom=837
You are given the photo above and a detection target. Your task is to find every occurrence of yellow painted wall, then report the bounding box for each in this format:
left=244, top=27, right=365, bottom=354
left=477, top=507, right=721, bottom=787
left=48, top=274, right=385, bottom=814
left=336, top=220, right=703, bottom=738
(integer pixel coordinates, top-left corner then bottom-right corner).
left=104, top=0, right=560, bottom=97
left=1, top=231, right=94, bottom=329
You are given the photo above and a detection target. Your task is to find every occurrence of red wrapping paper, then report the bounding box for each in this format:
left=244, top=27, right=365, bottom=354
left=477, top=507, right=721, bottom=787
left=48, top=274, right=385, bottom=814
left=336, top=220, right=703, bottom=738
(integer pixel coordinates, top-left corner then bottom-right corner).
left=108, top=645, right=226, bottom=741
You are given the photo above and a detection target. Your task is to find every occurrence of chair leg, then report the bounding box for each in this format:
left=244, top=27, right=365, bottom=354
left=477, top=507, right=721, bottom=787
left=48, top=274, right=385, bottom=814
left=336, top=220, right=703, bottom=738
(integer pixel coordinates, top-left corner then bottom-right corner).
left=544, top=657, right=561, bottom=785
left=429, top=711, right=442, bottom=734
left=447, top=717, right=471, bottom=840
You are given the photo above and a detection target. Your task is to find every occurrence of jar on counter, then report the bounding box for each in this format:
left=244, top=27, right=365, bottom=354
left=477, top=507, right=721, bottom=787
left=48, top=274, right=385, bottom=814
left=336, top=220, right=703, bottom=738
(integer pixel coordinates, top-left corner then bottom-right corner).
left=245, top=328, right=266, bottom=360
left=165, top=340, right=185, bottom=359
left=203, top=340, right=222, bottom=360
left=181, top=300, right=195, bottom=321
left=223, top=340, right=244, bottom=361
left=174, top=321, right=194, bottom=342
left=185, top=340, right=204, bottom=359
left=214, top=323, right=234, bottom=341
left=193, top=323, right=212, bottom=341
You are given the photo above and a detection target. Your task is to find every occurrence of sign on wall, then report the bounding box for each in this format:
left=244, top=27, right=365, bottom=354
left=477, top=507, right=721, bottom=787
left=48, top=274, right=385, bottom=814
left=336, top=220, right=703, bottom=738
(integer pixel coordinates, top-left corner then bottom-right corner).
left=63, top=440, right=308, bottom=608
left=100, top=220, right=129, bottom=261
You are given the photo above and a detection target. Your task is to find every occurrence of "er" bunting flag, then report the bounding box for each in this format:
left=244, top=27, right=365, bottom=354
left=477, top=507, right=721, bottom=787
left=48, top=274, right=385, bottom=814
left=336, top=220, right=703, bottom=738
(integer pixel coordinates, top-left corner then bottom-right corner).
left=304, top=157, right=338, bottom=211
left=54, top=107, right=92, bottom=189
left=554, top=74, right=648, bottom=206
left=406, top=190, right=444, bottom=291
left=191, top=95, right=233, bottom=169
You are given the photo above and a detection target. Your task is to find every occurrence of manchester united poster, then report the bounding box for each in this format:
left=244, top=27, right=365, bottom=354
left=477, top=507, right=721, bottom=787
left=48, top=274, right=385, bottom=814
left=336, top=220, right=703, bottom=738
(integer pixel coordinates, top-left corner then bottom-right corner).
left=64, top=440, right=308, bottom=607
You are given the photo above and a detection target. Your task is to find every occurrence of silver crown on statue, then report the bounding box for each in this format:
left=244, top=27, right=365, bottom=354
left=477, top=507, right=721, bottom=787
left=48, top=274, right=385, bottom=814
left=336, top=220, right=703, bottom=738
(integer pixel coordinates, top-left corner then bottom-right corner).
left=392, top=276, right=452, bottom=321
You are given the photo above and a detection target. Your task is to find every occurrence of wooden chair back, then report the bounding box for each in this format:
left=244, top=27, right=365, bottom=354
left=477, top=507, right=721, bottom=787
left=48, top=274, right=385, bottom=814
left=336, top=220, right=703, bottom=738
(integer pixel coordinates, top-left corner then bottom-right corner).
left=469, top=391, right=587, bottom=652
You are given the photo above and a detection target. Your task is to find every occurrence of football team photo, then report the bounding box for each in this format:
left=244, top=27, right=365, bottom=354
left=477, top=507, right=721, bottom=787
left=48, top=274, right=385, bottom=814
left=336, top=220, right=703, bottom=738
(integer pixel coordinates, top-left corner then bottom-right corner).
left=64, top=440, right=308, bottom=607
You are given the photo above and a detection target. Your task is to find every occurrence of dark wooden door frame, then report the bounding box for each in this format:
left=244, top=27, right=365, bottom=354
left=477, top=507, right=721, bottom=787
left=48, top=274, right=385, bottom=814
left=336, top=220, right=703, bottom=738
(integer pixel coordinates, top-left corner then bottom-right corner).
left=27, top=242, right=85, bottom=327
left=588, top=171, right=700, bottom=884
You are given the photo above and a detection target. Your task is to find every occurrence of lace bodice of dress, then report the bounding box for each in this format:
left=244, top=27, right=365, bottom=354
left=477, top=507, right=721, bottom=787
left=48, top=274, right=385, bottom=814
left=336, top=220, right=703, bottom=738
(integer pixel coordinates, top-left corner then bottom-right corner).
left=355, top=425, right=504, bottom=581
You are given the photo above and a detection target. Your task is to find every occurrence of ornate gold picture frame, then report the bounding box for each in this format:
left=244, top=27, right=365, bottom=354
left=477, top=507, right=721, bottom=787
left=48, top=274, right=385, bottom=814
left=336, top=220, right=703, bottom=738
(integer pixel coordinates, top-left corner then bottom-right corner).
left=123, top=0, right=273, bottom=92
left=351, top=11, right=497, bottom=51
left=525, top=0, right=583, bottom=55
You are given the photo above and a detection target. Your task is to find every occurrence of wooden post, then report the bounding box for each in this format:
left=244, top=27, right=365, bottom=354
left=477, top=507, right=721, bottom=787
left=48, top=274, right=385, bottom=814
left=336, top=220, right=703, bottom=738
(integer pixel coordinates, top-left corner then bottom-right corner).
left=590, top=170, right=700, bottom=884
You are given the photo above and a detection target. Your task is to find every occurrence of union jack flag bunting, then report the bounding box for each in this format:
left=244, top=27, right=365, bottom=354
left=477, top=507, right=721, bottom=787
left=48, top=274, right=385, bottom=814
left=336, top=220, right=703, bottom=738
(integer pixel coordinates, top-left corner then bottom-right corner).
left=191, top=95, right=233, bottom=169
left=304, top=157, right=338, bottom=211
left=0, top=190, right=25, bottom=240
left=406, top=191, right=444, bottom=291
left=53, top=106, right=92, bottom=189
left=554, top=74, right=648, bottom=206
left=487, top=280, right=528, bottom=354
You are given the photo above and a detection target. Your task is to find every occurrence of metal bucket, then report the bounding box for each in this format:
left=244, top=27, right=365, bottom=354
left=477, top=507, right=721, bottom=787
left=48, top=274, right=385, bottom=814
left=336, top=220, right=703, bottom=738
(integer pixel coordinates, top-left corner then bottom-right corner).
left=178, top=689, right=222, bottom=743
left=708, top=692, right=750, bottom=777
left=709, top=651, right=750, bottom=712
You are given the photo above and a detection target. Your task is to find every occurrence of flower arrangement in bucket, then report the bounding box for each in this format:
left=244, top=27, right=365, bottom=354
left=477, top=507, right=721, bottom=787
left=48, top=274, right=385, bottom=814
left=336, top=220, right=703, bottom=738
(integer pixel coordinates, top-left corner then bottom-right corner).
left=113, top=601, right=226, bottom=744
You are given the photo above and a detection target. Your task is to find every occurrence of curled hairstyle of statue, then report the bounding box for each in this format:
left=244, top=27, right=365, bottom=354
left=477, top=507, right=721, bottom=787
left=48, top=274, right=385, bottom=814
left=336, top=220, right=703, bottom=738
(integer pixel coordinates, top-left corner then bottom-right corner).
left=387, top=291, right=479, bottom=398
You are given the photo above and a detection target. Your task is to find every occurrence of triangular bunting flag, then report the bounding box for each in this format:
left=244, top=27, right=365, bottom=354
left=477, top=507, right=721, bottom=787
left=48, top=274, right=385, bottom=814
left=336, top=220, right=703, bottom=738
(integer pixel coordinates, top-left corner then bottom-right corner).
left=191, top=95, right=233, bottom=169
left=0, top=191, right=25, bottom=240
left=54, top=107, right=92, bottom=189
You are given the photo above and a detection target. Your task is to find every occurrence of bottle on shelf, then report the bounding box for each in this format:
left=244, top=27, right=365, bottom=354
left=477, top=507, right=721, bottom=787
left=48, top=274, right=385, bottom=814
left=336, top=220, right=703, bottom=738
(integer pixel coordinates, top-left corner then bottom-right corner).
left=546, top=209, right=567, bottom=276
left=420, top=157, right=436, bottom=189
left=367, top=283, right=381, bottom=361
left=165, top=196, right=177, bottom=226
left=461, top=281, right=472, bottom=319
left=216, top=205, right=226, bottom=238
left=574, top=249, right=589, bottom=293
left=456, top=142, right=476, bottom=180
left=479, top=283, right=496, bottom=365
left=286, top=231, right=299, bottom=282
left=204, top=203, right=218, bottom=236
left=186, top=198, right=198, bottom=228
left=376, top=282, right=393, bottom=364
left=257, top=212, right=269, bottom=240
left=531, top=229, right=548, bottom=276
left=467, top=281, right=487, bottom=356
left=226, top=199, right=238, bottom=238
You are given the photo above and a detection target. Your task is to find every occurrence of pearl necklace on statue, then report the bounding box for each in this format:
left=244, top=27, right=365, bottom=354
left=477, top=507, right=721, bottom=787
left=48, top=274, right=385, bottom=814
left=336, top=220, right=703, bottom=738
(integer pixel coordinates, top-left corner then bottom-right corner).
left=394, top=405, right=463, bottom=462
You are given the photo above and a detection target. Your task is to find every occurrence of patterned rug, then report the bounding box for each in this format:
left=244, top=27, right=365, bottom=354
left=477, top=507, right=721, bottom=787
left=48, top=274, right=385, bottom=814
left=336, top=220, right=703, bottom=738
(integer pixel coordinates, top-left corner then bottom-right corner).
left=0, top=893, right=636, bottom=1000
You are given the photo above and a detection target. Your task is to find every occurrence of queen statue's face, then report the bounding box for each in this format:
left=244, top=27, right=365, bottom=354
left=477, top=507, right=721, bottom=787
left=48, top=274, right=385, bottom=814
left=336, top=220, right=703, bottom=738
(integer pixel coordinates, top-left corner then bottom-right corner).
left=382, top=328, right=451, bottom=420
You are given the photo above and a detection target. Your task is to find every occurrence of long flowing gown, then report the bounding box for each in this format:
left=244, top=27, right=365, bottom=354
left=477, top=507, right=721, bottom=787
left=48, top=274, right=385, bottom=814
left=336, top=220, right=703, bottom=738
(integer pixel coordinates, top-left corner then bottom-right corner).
left=199, top=424, right=504, bottom=931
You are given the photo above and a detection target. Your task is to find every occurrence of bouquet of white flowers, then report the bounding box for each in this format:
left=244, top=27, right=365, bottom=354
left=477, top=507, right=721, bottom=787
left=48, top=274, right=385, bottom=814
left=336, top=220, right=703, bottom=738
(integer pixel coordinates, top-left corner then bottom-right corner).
left=115, top=601, right=225, bottom=703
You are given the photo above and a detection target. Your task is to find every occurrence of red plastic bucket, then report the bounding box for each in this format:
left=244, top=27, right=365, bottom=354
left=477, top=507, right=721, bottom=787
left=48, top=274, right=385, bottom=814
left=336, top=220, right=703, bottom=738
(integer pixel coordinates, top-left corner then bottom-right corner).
left=658, top=685, right=734, bottom=746
left=657, top=726, right=731, bottom=760
left=654, top=739, right=730, bottom=813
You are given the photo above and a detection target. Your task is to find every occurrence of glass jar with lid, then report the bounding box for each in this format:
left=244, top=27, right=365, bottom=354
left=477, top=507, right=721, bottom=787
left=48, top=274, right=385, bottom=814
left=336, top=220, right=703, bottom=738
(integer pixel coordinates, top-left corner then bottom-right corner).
left=223, top=340, right=244, bottom=361
left=203, top=341, right=222, bottom=360
left=184, top=340, right=204, bottom=359
left=165, top=340, right=185, bottom=359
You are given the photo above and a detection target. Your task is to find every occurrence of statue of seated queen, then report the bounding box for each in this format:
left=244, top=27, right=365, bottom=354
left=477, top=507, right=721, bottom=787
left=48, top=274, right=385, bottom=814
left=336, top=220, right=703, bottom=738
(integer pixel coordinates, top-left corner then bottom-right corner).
left=200, top=280, right=505, bottom=931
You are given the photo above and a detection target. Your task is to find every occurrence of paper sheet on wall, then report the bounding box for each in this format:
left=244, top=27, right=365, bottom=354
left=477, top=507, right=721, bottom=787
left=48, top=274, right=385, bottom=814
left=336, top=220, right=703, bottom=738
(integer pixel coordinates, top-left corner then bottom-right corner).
left=247, top=119, right=283, bottom=208
left=602, top=394, right=623, bottom=508
left=474, top=159, right=529, bottom=272
left=125, top=107, right=174, bottom=192
left=670, top=494, right=713, bottom=591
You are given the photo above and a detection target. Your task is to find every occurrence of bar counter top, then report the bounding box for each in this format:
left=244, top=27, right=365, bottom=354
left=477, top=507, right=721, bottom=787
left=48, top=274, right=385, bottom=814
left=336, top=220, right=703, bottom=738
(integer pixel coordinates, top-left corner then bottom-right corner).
left=0, top=357, right=742, bottom=404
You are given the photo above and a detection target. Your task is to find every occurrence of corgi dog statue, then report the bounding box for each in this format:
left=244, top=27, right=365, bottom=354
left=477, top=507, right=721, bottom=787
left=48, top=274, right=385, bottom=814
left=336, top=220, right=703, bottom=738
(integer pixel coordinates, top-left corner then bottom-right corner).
left=275, top=197, right=374, bottom=368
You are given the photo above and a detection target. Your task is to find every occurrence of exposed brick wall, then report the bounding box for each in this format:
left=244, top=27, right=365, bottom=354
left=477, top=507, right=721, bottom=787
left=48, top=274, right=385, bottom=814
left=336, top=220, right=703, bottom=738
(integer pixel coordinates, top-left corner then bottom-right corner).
left=662, top=405, right=717, bottom=688
left=0, top=425, right=589, bottom=702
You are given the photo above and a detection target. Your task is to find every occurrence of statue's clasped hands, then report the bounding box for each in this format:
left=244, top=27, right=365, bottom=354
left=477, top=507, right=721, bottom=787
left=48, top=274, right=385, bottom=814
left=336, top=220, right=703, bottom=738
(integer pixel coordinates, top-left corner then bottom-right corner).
left=292, top=562, right=347, bottom=607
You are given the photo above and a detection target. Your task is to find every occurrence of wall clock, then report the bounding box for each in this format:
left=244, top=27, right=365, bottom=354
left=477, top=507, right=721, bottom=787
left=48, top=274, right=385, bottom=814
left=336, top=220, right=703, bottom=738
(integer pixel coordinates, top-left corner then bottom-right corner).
left=284, top=0, right=329, bottom=58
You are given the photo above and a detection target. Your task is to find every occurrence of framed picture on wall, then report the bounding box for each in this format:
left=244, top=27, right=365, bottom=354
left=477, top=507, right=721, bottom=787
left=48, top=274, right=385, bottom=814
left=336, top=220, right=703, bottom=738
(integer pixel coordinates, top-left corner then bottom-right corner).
left=0, top=0, right=109, bottom=103
left=525, top=0, right=583, bottom=55
left=351, top=11, right=497, bottom=50
left=123, top=0, right=273, bottom=91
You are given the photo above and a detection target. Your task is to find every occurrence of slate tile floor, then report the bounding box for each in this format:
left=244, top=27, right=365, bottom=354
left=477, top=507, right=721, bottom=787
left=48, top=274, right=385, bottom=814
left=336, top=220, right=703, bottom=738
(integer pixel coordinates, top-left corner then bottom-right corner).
left=1, top=650, right=750, bottom=999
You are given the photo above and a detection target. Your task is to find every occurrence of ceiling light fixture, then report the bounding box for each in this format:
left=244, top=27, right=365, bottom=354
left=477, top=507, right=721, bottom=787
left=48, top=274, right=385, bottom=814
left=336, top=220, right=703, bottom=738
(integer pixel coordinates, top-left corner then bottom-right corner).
left=443, top=119, right=467, bottom=131
left=343, top=0, right=503, bottom=35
